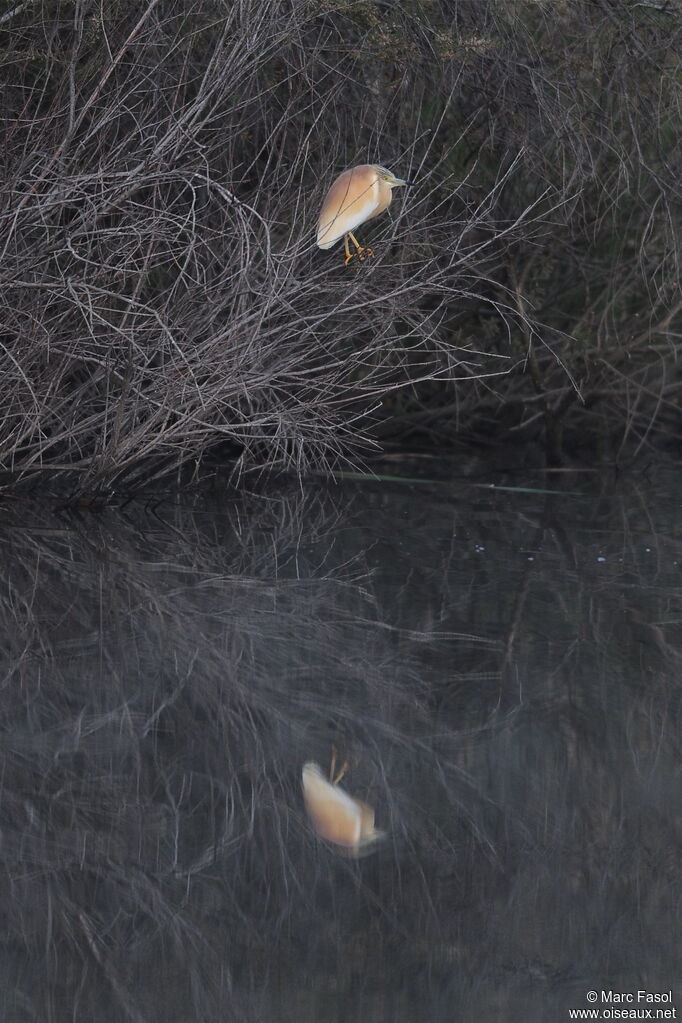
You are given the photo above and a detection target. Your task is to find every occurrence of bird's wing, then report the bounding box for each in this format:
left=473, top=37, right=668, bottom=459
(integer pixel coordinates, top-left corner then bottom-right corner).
left=317, top=171, right=380, bottom=249
left=302, top=763, right=362, bottom=846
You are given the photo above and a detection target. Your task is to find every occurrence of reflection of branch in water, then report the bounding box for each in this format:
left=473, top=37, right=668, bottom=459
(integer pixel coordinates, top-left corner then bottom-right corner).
left=0, top=474, right=680, bottom=1017
left=79, top=910, right=147, bottom=1023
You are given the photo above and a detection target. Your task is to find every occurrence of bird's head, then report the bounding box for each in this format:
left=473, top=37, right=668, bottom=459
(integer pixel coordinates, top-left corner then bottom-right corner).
left=373, top=165, right=413, bottom=188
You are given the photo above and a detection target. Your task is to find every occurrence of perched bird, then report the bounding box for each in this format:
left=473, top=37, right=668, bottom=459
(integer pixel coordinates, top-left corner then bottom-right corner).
left=317, top=164, right=412, bottom=265
left=301, top=761, right=385, bottom=855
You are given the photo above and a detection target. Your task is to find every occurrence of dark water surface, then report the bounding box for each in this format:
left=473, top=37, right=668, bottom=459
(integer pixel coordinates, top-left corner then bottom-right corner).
left=1, top=463, right=680, bottom=1022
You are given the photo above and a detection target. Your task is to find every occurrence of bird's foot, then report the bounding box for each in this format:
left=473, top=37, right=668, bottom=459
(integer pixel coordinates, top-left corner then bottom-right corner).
left=343, top=247, right=374, bottom=267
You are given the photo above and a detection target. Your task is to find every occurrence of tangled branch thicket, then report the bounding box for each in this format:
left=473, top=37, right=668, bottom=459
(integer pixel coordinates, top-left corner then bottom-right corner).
left=1, top=0, right=680, bottom=491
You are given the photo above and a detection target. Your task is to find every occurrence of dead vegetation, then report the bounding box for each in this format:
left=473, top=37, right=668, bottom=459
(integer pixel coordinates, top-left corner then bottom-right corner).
left=1, top=0, right=680, bottom=493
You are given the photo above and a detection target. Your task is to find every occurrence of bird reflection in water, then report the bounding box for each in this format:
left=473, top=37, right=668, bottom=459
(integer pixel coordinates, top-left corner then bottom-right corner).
left=302, top=755, right=385, bottom=856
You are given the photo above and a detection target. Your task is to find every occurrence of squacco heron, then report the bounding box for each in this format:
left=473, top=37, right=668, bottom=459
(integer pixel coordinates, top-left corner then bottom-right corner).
left=317, top=164, right=412, bottom=265
left=302, top=761, right=385, bottom=855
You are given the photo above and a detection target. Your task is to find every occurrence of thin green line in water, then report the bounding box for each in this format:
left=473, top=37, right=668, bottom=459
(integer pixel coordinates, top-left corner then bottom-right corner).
left=329, top=471, right=583, bottom=495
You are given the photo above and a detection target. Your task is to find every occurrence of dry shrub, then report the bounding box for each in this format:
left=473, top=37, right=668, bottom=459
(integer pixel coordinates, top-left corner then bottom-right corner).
left=1, top=0, right=680, bottom=491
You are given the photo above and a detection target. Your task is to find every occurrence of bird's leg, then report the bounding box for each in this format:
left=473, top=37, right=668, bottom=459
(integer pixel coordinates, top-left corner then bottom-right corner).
left=347, top=231, right=374, bottom=263
left=329, top=745, right=349, bottom=786
left=343, top=234, right=355, bottom=266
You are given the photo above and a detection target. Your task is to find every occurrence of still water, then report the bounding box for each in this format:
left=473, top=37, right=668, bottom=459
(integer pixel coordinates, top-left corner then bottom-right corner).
left=0, top=462, right=680, bottom=1022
